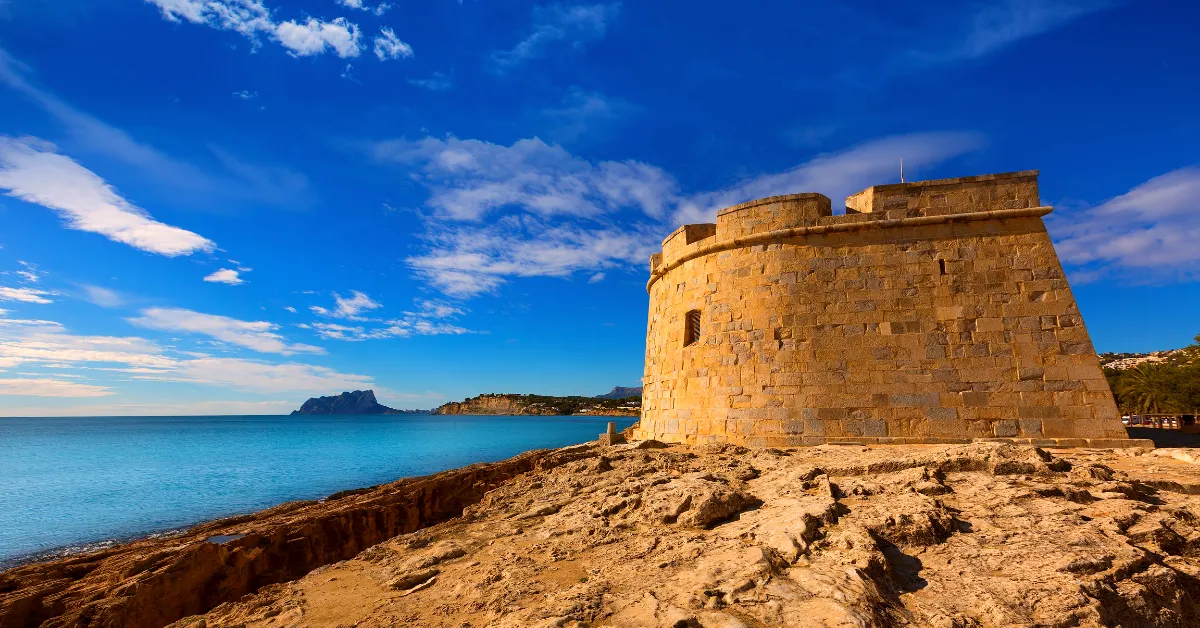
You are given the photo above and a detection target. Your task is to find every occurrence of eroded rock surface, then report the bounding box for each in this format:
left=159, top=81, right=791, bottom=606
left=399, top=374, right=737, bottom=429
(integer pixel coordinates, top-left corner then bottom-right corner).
left=168, top=443, right=1200, bottom=627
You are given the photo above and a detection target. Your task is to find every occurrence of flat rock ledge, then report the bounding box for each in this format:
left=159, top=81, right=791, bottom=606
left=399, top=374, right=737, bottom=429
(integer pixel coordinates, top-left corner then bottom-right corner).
left=184, top=443, right=1200, bottom=627
left=7, top=442, right=1200, bottom=627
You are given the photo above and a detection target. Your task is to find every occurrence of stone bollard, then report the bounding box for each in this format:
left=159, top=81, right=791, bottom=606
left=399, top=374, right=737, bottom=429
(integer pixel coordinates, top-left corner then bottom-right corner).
left=598, top=421, right=624, bottom=446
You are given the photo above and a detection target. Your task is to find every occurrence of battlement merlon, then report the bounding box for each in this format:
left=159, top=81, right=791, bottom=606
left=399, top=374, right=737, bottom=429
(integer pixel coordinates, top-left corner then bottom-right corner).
left=649, top=170, right=1045, bottom=277
left=845, top=170, right=1040, bottom=214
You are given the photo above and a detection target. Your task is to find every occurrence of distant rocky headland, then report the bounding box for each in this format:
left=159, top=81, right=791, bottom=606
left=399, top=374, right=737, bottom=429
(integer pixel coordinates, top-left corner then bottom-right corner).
left=290, top=390, right=430, bottom=416
left=433, top=392, right=641, bottom=416
left=292, top=388, right=643, bottom=417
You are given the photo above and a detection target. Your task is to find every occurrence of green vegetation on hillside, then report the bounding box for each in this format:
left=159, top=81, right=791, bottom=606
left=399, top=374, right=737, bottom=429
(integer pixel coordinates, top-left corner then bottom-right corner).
left=1104, top=333, right=1200, bottom=414
left=512, top=394, right=641, bottom=415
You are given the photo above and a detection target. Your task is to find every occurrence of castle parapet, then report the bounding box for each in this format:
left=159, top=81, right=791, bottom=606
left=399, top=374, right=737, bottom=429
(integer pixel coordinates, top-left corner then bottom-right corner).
left=716, top=193, right=832, bottom=239
left=845, top=170, right=1039, bottom=215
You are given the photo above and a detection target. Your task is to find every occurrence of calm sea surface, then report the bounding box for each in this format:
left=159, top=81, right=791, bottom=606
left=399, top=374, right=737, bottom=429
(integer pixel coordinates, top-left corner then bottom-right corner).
left=0, top=414, right=636, bottom=567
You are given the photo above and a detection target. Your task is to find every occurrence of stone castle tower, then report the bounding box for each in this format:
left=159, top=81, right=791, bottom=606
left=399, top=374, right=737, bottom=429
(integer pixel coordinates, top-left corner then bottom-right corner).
left=631, top=171, right=1145, bottom=448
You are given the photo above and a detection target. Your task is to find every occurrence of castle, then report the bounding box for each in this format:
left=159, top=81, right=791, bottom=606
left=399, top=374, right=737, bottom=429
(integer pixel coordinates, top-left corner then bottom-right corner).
left=630, top=171, right=1147, bottom=448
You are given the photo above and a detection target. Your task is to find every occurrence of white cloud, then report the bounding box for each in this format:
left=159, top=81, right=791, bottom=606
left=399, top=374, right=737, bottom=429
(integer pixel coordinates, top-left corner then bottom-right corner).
left=275, top=17, right=362, bottom=57
left=15, top=260, right=39, bottom=283
left=0, top=318, right=174, bottom=370
left=305, top=300, right=473, bottom=341
left=146, top=0, right=371, bottom=58
left=0, top=377, right=112, bottom=397
left=385, top=131, right=983, bottom=297
left=0, top=136, right=216, bottom=256
left=0, top=286, right=53, bottom=304
left=0, top=316, right=382, bottom=399
left=311, top=290, right=382, bottom=320
left=80, top=285, right=123, bottom=308
left=284, top=306, right=297, bottom=313
left=414, top=300, right=464, bottom=319
left=338, top=0, right=391, bottom=16
left=372, top=27, right=412, bottom=60
left=408, top=72, right=452, bottom=91
left=490, top=3, right=620, bottom=71
left=203, top=268, right=246, bottom=285
left=233, top=89, right=258, bottom=100
left=1051, top=166, right=1200, bottom=282
left=407, top=216, right=658, bottom=297
left=140, top=357, right=373, bottom=393
left=373, top=136, right=678, bottom=221
left=588, top=272, right=605, bottom=283
left=128, top=307, right=324, bottom=355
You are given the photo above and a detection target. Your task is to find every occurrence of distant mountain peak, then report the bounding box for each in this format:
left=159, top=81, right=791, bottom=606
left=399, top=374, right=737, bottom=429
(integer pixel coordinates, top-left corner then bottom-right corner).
left=595, top=386, right=643, bottom=400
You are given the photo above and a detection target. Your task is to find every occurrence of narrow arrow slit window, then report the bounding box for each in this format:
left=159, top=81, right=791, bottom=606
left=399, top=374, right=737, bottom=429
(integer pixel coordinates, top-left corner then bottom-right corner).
left=684, top=309, right=701, bottom=347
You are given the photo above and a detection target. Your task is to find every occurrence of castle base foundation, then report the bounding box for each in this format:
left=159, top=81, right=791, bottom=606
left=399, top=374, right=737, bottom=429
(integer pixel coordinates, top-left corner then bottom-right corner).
left=627, top=428, right=1152, bottom=449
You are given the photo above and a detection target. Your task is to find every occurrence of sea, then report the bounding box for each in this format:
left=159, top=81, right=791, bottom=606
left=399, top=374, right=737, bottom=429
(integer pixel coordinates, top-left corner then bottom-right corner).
left=0, top=414, right=637, bottom=568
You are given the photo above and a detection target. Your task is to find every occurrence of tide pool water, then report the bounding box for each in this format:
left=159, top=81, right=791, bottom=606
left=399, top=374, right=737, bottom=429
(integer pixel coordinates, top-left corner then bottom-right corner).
left=0, top=414, right=637, bottom=567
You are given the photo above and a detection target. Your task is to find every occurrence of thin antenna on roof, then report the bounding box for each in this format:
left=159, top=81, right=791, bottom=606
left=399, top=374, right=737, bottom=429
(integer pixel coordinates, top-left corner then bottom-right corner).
left=900, top=156, right=905, bottom=183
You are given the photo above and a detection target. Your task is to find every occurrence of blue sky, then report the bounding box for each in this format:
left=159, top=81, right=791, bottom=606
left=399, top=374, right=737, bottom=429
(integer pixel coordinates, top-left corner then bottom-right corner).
left=0, top=0, right=1197, bottom=415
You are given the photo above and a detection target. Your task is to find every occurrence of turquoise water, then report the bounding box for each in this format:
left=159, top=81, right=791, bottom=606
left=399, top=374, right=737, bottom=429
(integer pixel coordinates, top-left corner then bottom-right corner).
left=0, top=414, right=636, bottom=567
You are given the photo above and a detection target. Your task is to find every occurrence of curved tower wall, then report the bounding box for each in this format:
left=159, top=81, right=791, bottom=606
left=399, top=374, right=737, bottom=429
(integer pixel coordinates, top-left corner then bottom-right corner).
left=633, top=171, right=1140, bottom=447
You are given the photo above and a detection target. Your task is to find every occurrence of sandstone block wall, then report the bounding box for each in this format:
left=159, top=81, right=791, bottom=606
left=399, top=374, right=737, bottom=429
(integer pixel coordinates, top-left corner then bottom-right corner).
left=633, top=171, right=1142, bottom=448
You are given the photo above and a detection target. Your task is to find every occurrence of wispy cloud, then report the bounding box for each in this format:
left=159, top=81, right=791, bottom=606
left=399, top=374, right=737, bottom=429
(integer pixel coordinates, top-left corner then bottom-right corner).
left=541, top=87, right=633, bottom=141
left=408, top=72, right=452, bottom=91
left=146, top=0, right=376, bottom=59
left=879, top=0, right=1117, bottom=76
left=338, top=0, right=391, bottom=16
left=407, top=215, right=659, bottom=297
left=0, top=377, right=112, bottom=397
left=0, top=318, right=173, bottom=370
left=15, top=261, right=40, bottom=283
left=309, top=290, right=382, bottom=320
left=373, top=27, right=413, bottom=60
left=203, top=268, right=246, bottom=285
left=381, top=131, right=984, bottom=297
left=373, top=135, right=678, bottom=221
left=953, top=0, right=1115, bottom=61
left=489, top=3, right=620, bottom=72
left=80, top=285, right=124, bottom=308
left=0, top=136, right=216, bottom=256
left=146, top=357, right=373, bottom=393
left=0, top=316, right=378, bottom=397
left=0, top=286, right=54, bottom=304
left=302, top=299, right=473, bottom=340
left=232, top=89, right=258, bottom=100
left=1051, top=166, right=1200, bottom=283
left=0, top=50, right=311, bottom=209
left=128, top=307, right=323, bottom=355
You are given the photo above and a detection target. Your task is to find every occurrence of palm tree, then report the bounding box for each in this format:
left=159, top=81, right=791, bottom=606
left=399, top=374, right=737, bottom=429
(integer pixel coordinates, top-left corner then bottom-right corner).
left=1116, top=363, right=1180, bottom=415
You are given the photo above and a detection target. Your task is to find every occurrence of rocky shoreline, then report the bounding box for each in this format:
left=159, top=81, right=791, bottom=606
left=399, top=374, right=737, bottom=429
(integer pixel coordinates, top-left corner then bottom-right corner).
left=5, top=440, right=1200, bottom=627
left=0, top=447, right=596, bottom=628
